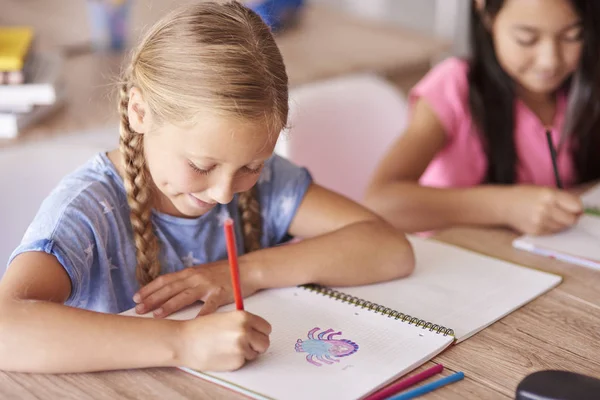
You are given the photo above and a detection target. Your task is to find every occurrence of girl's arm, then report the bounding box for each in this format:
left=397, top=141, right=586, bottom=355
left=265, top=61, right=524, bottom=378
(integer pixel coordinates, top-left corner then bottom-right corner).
left=363, top=98, right=578, bottom=233
left=240, top=182, right=415, bottom=289
left=0, top=252, right=270, bottom=373
left=0, top=252, right=180, bottom=372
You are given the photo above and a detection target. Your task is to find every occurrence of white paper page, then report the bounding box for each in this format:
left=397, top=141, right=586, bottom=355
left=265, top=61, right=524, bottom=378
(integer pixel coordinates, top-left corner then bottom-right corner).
left=512, top=183, right=600, bottom=268
left=581, top=183, right=600, bottom=206
left=122, top=287, right=453, bottom=400
left=513, top=215, right=600, bottom=268
left=337, top=236, right=562, bottom=342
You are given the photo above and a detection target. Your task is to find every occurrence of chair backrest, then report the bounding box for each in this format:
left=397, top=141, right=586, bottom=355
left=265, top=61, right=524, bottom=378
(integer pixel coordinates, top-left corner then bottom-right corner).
left=0, top=142, right=106, bottom=276
left=276, top=73, right=409, bottom=202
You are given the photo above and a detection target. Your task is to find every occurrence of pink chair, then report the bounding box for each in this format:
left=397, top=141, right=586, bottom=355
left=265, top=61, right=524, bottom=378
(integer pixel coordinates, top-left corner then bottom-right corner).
left=276, top=73, right=409, bottom=202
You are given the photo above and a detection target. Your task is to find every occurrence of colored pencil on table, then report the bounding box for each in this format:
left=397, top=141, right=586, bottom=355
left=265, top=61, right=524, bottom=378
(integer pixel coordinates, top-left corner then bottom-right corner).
left=388, top=371, right=465, bottom=400
left=366, top=364, right=444, bottom=400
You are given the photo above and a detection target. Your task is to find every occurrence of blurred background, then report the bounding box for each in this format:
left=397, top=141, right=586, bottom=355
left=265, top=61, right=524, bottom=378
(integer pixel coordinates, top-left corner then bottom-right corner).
left=318, top=0, right=469, bottom=56
left=0, top=0, right=466, bottom=143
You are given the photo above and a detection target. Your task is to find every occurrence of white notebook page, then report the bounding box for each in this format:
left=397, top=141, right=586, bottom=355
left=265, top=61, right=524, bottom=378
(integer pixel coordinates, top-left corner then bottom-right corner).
left=123, top=286, right=453, bottom=400
left=337, top=236, right=562, bottom=342
left=512, top=184, right=600, bottom=268
left=513, top=215, right=600, bottom=267
left=581, top=183, right=600, bottom=206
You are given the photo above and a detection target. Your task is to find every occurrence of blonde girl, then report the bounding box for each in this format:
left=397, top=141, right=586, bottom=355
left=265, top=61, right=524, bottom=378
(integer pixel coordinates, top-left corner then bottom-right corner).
left=0, top=1, right=413, bottom=374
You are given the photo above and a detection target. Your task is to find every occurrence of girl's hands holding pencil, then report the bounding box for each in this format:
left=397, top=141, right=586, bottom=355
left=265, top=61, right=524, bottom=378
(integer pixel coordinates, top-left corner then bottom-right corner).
left=501, top=185, right=583, bottom=235
left=133, top=261, right=260, bottom=318
left=176, top=310, right=271, bottom=372
left=157, top=219, right=270, bottom=372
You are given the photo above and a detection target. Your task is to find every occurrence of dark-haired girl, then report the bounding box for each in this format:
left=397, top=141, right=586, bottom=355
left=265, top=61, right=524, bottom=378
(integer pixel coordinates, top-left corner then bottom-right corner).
left=366, top=0, right=600, bottom=236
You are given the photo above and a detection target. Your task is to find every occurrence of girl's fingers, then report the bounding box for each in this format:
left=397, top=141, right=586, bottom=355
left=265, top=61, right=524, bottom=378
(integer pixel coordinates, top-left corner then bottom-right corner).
left=134, top=270, right=187, bottom=303
left=243, top=341, right=260, bottom=361
left=196, top=291, right=223, bottom=317
left=247, top=328, right=270, bottom=354
left=153, top=287, right=206, bottom=318
left=541, top=218, right=568, bottom=235
left=551, top=206, right=580, bottom=228
left=136, top=278, right=190, bottom=314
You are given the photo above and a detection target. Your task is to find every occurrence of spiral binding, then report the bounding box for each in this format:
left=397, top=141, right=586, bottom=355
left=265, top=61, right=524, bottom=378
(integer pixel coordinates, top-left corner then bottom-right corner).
left=302, top=284, right=455, bottom=337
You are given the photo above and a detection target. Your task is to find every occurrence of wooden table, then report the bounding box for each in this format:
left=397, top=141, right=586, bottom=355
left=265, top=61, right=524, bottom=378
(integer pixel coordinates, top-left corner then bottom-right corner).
left=1, top=226, right=599, bottom=399
left=1, top=1, right=448, bottom=147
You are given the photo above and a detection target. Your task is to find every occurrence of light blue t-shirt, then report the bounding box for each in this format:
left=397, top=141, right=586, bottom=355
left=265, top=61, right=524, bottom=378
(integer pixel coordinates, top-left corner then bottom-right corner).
left=9, top=153, right=312, bottom=314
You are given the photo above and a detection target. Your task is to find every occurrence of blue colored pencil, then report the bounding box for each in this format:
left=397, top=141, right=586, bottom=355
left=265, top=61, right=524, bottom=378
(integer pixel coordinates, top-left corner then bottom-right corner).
left=387, top=371, right=465, bottom=400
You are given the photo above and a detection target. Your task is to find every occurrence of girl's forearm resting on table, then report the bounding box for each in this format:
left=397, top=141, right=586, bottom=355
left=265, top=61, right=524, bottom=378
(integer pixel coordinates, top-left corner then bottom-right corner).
left=0, top=298, right=183, bottom=373
left=241, top=219, right=415, bottom=289
left=365, top=183, right=509, bottom=232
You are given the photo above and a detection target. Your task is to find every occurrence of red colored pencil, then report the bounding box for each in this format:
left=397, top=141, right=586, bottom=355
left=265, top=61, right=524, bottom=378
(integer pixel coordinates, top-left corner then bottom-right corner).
left=224, top=218, right=244, bottom=311
left=365, top=364, right=444, bottom=400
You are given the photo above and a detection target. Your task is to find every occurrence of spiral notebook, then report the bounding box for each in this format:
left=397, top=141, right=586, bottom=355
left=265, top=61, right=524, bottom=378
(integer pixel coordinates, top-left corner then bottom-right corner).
left=123, top=285, right=454, bottom=400
left=513, top=184, right=600, bottom=270
left=122, top=236, right=561, bottom=400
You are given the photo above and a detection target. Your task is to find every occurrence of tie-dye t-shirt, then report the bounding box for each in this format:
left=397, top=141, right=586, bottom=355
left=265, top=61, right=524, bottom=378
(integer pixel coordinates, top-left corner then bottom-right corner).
left=8, top=153, right=312, bottom=314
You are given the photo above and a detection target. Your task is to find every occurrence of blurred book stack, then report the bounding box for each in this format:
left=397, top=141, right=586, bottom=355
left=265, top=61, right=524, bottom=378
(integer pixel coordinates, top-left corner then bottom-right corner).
left=0, top=26, right=65, bottom=138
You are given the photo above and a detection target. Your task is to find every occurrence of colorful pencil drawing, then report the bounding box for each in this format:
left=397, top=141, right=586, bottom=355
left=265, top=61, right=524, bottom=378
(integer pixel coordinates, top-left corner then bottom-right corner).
left=295, top=327, right=359, bottom=367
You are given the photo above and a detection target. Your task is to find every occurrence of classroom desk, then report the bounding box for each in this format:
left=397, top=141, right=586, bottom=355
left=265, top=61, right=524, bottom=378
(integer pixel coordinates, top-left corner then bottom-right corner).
left=2, top=226, right=599, bottom=399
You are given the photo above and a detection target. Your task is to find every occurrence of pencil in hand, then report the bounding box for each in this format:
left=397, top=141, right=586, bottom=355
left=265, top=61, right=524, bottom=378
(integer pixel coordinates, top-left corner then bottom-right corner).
left=545, top=129, right=563, bottom=189
left=224, top=218, right=244, bottom=311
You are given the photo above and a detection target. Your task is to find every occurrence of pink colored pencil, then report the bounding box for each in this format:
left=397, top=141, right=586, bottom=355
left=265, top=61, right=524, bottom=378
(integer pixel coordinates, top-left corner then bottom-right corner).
left=366, top=364, right=444, bottom=400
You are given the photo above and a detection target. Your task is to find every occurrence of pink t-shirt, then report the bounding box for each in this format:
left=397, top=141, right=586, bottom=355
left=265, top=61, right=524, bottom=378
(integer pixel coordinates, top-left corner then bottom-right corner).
left=410, top=57, right=576, bottom=188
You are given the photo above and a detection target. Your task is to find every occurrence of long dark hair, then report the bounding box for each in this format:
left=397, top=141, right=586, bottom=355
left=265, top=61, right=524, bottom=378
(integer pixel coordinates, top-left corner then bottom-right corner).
left=468, top=0, right=600, bottom=184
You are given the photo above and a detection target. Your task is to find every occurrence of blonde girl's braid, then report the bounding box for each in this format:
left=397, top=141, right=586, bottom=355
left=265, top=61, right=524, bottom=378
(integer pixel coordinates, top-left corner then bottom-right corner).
left=238, top=186, right=262, bottom=253
left=118, top=82, right=161, bottom=286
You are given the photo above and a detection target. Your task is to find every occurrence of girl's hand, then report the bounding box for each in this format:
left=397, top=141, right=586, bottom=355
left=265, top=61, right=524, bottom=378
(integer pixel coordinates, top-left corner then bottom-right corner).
left=177, top=310, right=271, bottom=372
left=133, top=261, right=260, bottom=318
left=502, top=185, right=583, bottom=235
